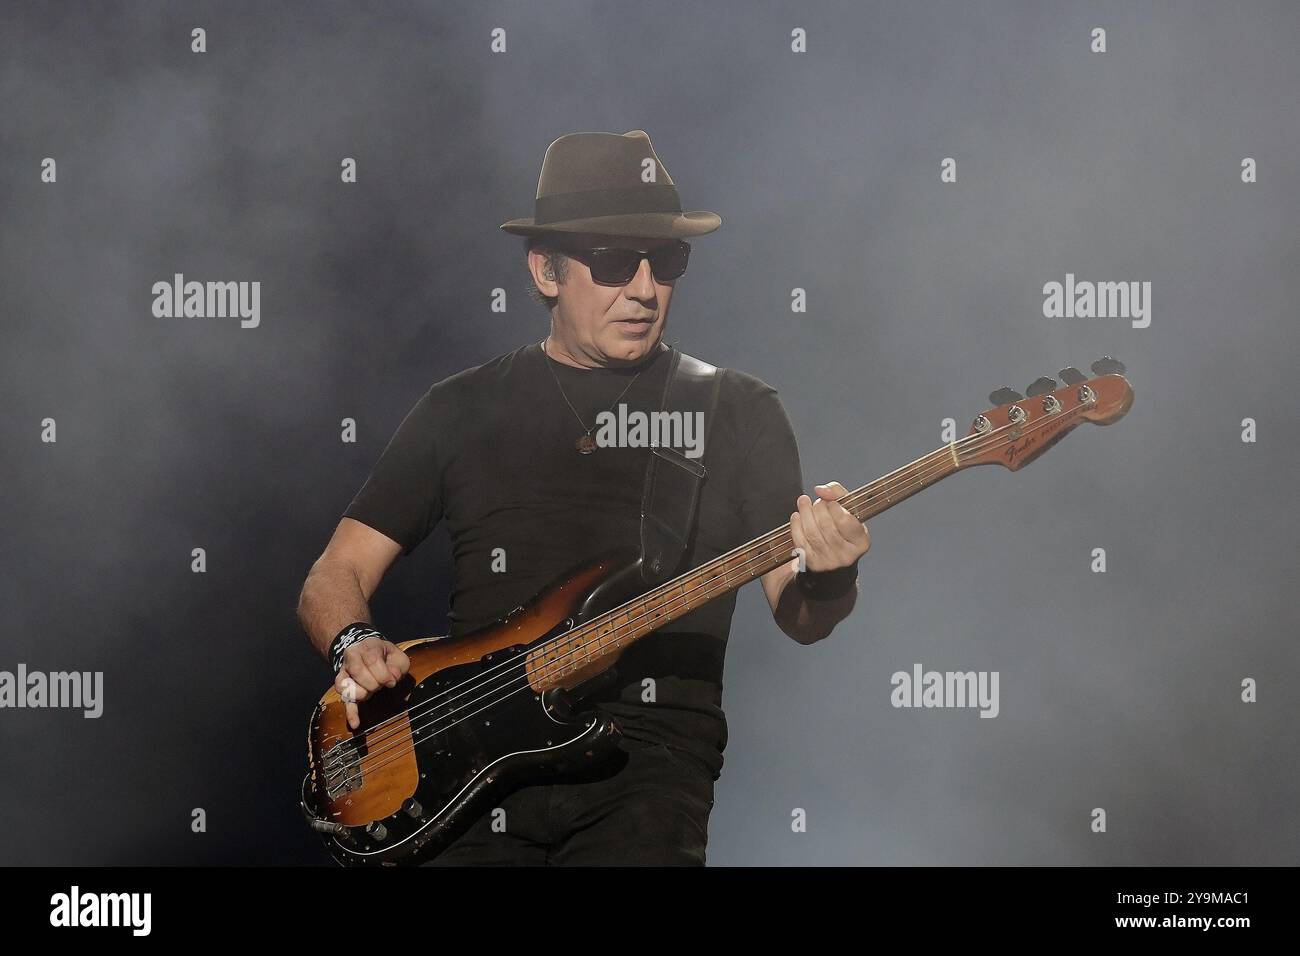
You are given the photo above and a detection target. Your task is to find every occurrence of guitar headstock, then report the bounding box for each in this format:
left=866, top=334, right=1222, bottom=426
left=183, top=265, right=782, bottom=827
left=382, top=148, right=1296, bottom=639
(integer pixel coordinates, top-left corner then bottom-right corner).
left=959, top=357, right=1134, bottom=471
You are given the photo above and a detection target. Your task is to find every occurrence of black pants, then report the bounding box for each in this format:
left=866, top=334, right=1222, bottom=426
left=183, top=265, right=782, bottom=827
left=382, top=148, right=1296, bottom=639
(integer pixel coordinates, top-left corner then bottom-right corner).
left=421, top=736, right=716, bottom=866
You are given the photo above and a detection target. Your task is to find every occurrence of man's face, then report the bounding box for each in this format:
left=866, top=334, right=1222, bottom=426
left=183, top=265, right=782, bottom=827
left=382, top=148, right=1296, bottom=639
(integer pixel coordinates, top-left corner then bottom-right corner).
left=530, top=232, right=680, bottom=366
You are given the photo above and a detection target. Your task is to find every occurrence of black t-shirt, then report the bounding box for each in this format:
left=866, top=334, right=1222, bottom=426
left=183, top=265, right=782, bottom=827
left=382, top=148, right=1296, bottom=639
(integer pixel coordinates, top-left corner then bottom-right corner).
left=342, top=339, right=803, bottom=779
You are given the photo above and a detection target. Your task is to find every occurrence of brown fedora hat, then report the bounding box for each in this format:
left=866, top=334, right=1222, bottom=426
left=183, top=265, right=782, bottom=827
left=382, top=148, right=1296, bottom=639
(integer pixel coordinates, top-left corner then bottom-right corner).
left=500, top=129, right=721, bottom=240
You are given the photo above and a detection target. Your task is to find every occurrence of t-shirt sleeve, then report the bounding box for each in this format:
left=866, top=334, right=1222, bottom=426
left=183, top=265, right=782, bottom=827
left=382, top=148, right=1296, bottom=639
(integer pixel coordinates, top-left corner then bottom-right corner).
left=734, top=374, right=805, bottom=542
left=342, top=385, right=444, bottom=556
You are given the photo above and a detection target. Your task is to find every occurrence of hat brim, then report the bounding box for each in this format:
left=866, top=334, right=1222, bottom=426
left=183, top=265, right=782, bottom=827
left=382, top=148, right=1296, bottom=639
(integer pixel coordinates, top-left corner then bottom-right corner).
left=500, top=210, right=721, bottom=239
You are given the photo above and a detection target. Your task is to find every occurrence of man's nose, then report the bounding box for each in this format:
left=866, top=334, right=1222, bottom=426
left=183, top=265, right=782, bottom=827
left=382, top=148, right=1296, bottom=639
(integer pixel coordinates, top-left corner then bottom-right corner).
left=626, top=254, right=658, bottom=297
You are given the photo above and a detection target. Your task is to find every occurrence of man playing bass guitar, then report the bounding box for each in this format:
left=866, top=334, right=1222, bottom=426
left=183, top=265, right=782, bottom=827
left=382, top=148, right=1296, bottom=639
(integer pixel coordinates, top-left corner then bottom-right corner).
left=296, top=130, right=870, bottom=865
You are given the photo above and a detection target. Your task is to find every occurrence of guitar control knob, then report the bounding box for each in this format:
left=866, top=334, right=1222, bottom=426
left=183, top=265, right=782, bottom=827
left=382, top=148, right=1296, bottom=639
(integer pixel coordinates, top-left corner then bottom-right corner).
left=402, top=798, right=423, bottom=819
left=366, top=820, right=388, bottom=842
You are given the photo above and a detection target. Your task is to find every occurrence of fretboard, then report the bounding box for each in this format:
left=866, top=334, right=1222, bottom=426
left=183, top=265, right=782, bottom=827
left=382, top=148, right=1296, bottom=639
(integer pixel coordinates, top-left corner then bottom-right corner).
left=529, top=441, right=965, bottom=687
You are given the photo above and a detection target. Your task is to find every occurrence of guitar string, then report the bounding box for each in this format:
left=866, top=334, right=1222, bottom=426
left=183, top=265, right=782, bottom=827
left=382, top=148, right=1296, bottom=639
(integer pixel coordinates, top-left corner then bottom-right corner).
left=325, top=416, right=1014, bottom=762
left=326, top=409, right=1087, bottom=791
left=339, top=410, right=1034, bottom=753
left=322, top=405, right=1083, bottom=789
left=321, top=405, right=1084, bottom=787
left=322, top=405, right=1088, bottom=786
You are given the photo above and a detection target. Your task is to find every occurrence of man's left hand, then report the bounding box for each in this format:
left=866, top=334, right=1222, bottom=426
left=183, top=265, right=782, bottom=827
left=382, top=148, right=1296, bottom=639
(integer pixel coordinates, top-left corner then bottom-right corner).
left=789, top=481, right=871, bottom=573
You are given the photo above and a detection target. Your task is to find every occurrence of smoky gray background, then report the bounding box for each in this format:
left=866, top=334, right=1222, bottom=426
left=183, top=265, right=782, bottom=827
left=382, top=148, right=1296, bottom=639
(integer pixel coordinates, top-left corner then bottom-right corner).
left=1, top=0, right=1296, bottom=866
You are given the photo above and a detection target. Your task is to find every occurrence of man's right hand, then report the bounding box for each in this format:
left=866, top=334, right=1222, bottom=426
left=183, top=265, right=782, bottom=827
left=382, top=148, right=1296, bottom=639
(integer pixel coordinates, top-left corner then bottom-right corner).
left=335, top=637, right=411, bottom=730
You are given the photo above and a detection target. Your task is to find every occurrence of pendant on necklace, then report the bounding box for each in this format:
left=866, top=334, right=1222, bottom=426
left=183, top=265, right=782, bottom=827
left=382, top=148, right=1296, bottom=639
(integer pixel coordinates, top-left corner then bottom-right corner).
left=576, top=434, right=597, bottom=454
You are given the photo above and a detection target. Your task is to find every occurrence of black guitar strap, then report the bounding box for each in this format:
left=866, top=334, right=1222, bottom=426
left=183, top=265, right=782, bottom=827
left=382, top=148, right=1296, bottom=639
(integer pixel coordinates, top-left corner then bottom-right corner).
left=638, top=346, right=722, bottom=587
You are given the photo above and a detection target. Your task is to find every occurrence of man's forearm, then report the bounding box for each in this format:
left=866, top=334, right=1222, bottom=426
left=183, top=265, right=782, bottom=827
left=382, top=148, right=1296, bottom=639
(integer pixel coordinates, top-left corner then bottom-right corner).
left=297, top=560, right=374, bottom=661
left=774, top=564, right=859, bottom=645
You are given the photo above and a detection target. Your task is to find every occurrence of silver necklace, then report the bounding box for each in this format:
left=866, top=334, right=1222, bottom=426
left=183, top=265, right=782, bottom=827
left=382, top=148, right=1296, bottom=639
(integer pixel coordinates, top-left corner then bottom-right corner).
left=541, top=337, right=646, bottom=454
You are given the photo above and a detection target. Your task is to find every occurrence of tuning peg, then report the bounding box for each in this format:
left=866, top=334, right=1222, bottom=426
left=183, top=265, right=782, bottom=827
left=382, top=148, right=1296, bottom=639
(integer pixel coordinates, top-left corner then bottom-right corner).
left=988, top=387, right=1024, bottom=405
left=1058, top=366, right=1087, bottom=385
left=1025, top=376, right=1057, bottom=397
left=1090, top=356, right=1126, bottom=376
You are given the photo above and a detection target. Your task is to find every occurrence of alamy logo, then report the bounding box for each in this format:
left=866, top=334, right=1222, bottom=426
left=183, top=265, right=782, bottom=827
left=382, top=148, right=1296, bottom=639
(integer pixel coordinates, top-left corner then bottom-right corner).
left=151, top=273, right=260, bottom=328
left=890, top=663, right=1000, bottom=718
left=50, top=886, right=151, bottom=936
left=1042, top=273, right=1150, bottom=328
left=0, top=664, right=103, bottom=717
left=594, top=402, right=704, bottom=458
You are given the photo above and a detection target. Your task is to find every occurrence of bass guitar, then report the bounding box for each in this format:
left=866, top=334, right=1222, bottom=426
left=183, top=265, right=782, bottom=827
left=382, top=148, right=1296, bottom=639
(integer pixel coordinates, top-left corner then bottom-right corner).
left=300, top=357, right=1134, bottom=865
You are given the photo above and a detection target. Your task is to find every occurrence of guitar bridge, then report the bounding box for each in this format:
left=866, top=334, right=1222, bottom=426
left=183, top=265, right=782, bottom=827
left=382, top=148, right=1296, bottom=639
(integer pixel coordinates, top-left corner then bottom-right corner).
left=322, top=740, right=365, bottom=798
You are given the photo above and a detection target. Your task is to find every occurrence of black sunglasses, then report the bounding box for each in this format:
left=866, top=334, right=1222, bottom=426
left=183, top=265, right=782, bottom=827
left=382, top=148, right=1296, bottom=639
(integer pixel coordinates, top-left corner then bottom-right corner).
left=558, top=240, right=690, bottom=284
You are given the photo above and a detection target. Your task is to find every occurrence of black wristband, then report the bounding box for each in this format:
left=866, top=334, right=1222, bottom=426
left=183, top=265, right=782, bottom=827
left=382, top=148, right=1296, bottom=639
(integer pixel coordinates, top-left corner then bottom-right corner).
left=795, top=561, right=859, bottom=600
left=329, top=622, right=385, bottom=674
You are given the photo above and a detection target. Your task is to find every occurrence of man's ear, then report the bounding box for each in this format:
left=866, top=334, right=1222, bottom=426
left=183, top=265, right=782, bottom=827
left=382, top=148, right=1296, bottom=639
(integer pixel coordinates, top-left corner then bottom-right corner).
left=527, top=245, right=560, bottom=294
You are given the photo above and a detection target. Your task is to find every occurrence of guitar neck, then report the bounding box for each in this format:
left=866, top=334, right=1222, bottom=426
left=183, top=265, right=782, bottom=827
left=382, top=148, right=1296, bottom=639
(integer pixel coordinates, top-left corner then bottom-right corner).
left=532, top=441, right=964, bottom=687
